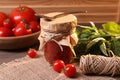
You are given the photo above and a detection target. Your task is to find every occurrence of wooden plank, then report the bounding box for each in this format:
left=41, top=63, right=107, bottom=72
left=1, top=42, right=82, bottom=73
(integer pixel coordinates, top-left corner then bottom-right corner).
left=0, top=5, right=117, bottom=13
left=117, top=0, right=120, bottom=22
left=0, top=0, right=118, bottom=6
left=33, top=5, right=118, bottom=23
left=0, top=0, right=119, bottom=23
left=77, top=14, right=117, bottom=23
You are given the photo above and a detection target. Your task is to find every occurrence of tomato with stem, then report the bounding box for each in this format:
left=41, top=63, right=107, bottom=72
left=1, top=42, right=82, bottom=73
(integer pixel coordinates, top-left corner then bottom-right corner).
left=64, top=64, right=76, bottom=77
left=10, top=6, right=37, bottom=25
left=0, top=27, right=13, bottom=37
left=3, top=18, right=13, bottom=29
left=29, top=21, right=40, bottom=32
left=27, top=48, right=37, bottom=58
left=0, top=12, right=8, bottom=26
left=53, top=60, right=65, bottom=73
left=13, top=22, right=32, bottom=36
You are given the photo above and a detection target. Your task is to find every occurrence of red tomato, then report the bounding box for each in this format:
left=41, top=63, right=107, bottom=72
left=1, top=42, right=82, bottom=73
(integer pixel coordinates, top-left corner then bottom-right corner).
left=3, top=18, right=13, bottom=29
left=0, top=27, right=13, bottom=37
left=14, top=22, right=32, bottom=36
left=27, top=48, right=37, bottom=58
left=53, top=60, right=65, bottom=73
left=29, top=21, right=40, bottom=32
left=10, top=6, right=37, bottom=25
left=0, top=12, right=8, bottom=26
left=64, top=64, right=76, bottom=77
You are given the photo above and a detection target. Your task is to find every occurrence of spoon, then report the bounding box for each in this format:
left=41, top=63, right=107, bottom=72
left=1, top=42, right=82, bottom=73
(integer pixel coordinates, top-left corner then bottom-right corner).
left=36, top=10, right=87, bottom=21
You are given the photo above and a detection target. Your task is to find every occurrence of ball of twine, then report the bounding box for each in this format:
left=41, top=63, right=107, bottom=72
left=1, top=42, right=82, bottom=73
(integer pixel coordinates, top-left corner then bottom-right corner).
left=79, top=54, right=120, bottom=76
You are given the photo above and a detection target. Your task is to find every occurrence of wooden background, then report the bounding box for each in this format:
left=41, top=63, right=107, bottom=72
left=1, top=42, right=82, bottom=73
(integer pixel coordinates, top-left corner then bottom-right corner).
left=0, top=0, right=119, bottom=23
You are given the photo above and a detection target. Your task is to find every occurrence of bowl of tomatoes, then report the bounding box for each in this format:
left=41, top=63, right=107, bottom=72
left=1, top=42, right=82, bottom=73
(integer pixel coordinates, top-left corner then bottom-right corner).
left=0, top=6, right=41, bottom=50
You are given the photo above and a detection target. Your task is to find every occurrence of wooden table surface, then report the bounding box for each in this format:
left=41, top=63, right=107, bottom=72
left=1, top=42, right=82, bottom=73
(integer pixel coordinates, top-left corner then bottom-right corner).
left=0, top=50, right=26, bottom=64
left=0, top=0, right=120, bottom=23
left=0, top=43, right=39, bottom=64
left=0, top=44, right=120, bottom=80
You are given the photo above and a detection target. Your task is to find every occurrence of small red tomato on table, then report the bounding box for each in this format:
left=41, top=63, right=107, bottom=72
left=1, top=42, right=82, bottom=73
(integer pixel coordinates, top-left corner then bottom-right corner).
left=53, top=60, right=65, bottom=73
left=13, top=22, right=32, bottom=36
left=64, top=64, right=76, bottom=77
left=27, top=48, right=37, bottom=58
left=10, top=6, right=37, bottom=25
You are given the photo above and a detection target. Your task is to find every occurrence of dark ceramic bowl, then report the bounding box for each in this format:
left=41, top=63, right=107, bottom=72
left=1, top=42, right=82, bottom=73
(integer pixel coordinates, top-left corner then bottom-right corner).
left=0, top=31, right=40, bottom=50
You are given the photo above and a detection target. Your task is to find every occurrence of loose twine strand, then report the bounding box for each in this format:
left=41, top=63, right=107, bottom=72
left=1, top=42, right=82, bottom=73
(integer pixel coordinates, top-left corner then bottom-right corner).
left=79, top=55, right=120, bottom=76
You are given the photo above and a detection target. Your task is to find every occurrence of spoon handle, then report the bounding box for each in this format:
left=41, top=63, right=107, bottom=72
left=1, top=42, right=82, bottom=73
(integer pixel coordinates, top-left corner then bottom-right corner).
left=53, top=11, right=87, bottom=19
left=36, top=10, right=87, bottom=21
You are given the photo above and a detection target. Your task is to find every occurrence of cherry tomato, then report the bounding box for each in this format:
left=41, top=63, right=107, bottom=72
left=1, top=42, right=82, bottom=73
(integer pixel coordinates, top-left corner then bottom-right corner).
left=3, top=18, right=13, bottom=29
left=53, top=60, right=65, bottom=73
left=29, top=21, right=40, bottom=32
left=0, top=27, right=13, bottom=37
left=64, top=64, right=76, bottom=77
left=14, top=22, right=32, bottom=36
left=0, top=12, right=8, bottom=26
left=10, top=6, right=37, bottom=25
left=27, top=48, right=37, bottom=58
